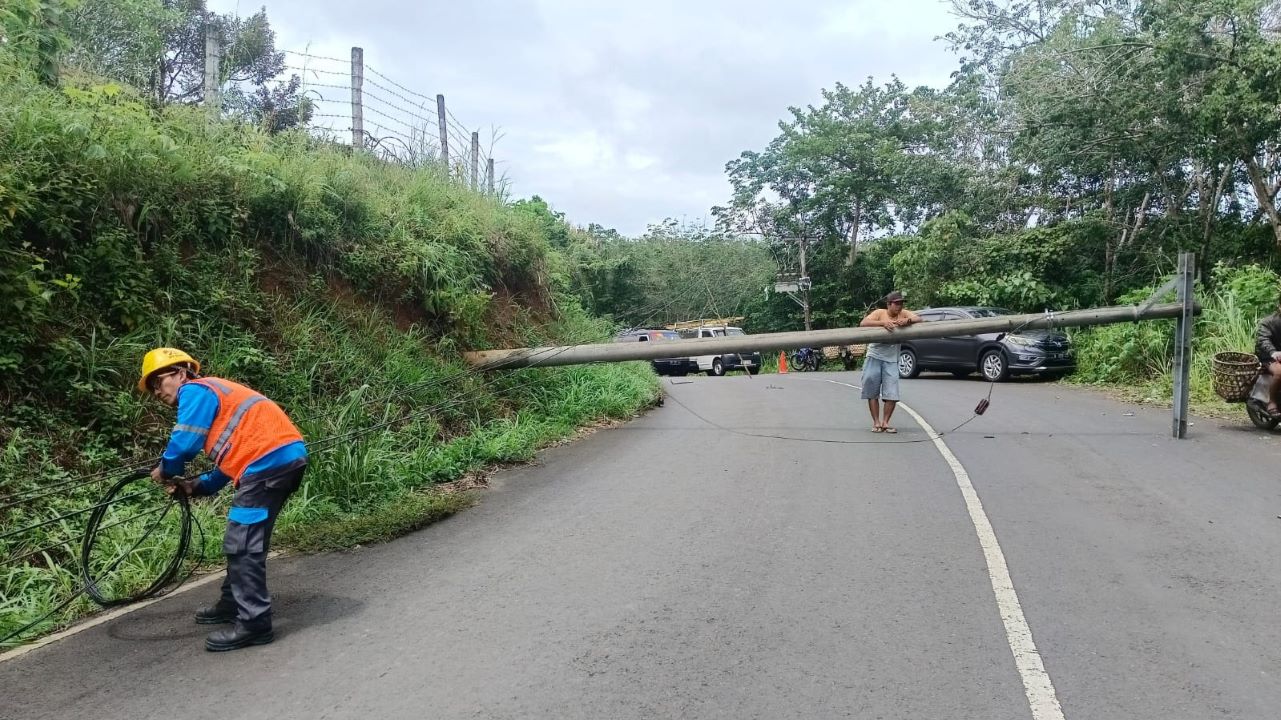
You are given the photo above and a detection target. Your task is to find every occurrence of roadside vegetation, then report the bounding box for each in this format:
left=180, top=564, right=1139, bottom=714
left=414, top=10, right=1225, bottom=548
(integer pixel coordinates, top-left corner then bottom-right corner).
left=0, top=5, right=657, bottom=646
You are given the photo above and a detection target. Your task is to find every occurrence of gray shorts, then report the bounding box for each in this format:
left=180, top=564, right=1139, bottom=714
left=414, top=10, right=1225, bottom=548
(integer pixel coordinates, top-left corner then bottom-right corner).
left=860, top=356, right=901, bottom=401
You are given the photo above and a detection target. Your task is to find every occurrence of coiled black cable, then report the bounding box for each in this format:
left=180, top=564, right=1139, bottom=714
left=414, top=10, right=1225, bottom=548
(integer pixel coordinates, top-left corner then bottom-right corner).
left=79, top=470, right=199, bottom=607
left=0, top=472, right=201, bottom=646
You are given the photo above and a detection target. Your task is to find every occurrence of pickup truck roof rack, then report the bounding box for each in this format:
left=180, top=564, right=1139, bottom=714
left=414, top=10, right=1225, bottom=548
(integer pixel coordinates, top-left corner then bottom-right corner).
left=665, top=317, right=745, bottom=331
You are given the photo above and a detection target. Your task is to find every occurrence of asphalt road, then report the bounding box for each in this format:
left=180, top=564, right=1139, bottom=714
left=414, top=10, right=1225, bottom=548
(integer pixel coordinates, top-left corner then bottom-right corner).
left=2, top=371, right=1279, bottom=720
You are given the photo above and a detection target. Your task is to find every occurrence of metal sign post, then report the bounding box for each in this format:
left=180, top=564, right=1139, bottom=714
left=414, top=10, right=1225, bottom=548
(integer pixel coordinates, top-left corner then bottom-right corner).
left=1172, top=253, right=1195, bottom=439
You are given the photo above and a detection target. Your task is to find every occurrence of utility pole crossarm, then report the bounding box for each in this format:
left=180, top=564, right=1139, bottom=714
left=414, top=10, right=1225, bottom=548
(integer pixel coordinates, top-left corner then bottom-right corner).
left=464, top=302, right=1198, bottom=370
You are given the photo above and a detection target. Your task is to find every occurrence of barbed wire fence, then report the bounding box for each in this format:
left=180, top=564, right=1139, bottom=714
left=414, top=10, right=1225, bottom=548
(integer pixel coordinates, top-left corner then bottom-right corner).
left=202, top=32, right=509, bottom=195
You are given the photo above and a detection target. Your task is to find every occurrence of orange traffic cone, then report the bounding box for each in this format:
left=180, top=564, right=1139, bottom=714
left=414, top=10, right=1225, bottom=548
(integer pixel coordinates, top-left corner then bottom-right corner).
left=778, top=351, right=788, bottom=374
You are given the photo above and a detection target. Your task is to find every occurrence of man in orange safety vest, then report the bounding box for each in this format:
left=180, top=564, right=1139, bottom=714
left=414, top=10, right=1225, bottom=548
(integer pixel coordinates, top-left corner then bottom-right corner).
left=140, top=347, right=307, bottom=652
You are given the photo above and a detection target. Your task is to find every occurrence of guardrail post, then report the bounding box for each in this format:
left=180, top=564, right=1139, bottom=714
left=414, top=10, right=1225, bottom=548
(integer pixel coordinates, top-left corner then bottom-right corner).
left=1172, top=252, right=1195, bottom=439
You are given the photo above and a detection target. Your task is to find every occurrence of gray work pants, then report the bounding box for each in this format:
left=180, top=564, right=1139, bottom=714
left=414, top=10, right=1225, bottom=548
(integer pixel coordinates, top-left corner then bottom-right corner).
left=219, top=464, right=305, bottom=628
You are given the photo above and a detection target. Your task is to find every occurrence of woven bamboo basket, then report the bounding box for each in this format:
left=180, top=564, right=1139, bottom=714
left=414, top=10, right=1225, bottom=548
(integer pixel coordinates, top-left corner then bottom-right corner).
left=1211, top=351, right=1260, bottom=402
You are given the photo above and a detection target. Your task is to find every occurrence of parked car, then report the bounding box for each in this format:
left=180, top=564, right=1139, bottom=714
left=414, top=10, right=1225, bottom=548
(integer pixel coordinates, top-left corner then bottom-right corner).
left=614, top=329, right=698, bottom=376
left=897, top=306, right=1075, bottom=382
left=675, top=324, right=762, bottom=376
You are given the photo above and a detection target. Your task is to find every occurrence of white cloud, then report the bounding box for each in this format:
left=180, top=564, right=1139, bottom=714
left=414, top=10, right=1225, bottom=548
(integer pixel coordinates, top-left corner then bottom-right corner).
left=209, top=0, right=962, bottom=235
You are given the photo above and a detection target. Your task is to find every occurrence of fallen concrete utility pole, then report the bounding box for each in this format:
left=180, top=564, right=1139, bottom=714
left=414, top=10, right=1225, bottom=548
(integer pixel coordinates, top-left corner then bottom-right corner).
left=463, top=301, right=1197, bottom=370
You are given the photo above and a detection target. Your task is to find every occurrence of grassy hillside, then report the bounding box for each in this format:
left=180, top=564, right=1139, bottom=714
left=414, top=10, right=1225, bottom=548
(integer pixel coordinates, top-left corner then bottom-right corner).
left=0, top=68, right=658, bottom=646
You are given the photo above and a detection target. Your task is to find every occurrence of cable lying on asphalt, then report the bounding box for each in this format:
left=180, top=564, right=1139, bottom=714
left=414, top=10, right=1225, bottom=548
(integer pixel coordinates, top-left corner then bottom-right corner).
left=661, top=385, right=990, bottom=445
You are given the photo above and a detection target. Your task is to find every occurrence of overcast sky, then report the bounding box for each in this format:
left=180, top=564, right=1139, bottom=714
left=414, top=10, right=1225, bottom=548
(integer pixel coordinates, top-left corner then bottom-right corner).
left=209, top=0, right=963, bottom=236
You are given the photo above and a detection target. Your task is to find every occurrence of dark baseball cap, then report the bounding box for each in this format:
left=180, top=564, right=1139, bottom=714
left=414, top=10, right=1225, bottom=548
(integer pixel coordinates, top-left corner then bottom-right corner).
left=884, top=291, right=905, bottom=304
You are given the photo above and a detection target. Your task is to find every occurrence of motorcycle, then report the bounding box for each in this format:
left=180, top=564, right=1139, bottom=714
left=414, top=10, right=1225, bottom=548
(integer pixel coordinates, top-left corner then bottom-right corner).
left=1243, top=373, right=1280, bottom=430
left=790, top=347, right=822, bottom=372
left=838, top=344, right=864, bottom=371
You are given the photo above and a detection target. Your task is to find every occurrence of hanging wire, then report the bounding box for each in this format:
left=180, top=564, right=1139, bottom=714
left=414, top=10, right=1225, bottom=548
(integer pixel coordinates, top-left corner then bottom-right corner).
left=285, top=65, right=349, bottom=78
left=364, top=64, right=435, bottom=105
left=361, top=74, right=436, bottom=116
left=0, top=491, right=152, bottom=543
left=284, top=49, right=351, bottom=65
left=3, top=504, right=168, bottom=567
left=0, top=346, right=571, bottom=515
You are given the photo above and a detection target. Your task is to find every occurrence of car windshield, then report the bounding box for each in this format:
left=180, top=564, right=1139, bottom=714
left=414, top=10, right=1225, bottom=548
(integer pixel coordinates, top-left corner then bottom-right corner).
left=967, top=307, right=1015, bottom=318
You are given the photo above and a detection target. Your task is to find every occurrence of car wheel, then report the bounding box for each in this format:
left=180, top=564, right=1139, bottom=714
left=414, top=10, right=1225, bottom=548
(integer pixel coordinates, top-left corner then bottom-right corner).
left=710, top=358, right=726, bottom=377
left=951, top=370, right=971, bottom=378
left=1246, top=403, right=1280, bottom=430
left=748, top=366, right=760, bottom=376
left=981, top=349, right=1010, bottom=382
left=898, top=349, right=919, bottom=379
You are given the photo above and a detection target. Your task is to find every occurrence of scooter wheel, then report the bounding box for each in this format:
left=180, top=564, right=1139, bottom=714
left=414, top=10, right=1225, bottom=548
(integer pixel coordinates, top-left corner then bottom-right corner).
left=1246, top=403, right=1280, bottom=430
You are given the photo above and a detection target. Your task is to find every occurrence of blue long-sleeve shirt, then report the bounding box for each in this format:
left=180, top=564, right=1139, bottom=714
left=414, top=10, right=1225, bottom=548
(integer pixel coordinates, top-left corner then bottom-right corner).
left=161, top=382, right=307, bottom=495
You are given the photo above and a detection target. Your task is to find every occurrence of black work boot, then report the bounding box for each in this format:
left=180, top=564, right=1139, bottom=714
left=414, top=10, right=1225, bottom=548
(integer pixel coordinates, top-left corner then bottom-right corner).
left=194, top=601, right=236, bottom=625
left=205, top=621, right=274, bottom=652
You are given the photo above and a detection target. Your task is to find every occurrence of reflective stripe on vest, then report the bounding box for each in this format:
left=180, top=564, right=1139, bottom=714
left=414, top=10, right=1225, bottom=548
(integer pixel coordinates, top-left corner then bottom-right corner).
left=200, top=378, right=233, bottom=395
left=210, top=395, right=265, bottom=463
left=190, top=377, right=304, bottom=485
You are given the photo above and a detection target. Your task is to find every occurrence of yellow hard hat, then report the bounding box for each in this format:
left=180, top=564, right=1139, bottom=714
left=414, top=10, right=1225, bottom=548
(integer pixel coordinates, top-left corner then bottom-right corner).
left=138, top=347, right=200, bottom=392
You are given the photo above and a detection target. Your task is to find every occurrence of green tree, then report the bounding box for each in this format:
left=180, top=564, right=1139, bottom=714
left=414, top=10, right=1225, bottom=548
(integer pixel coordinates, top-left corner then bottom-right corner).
left=947, top=0, right=1281, bottom=257
left=65, top=0, right=289, bottom=108
left=223, top=73, right=313, bottom=134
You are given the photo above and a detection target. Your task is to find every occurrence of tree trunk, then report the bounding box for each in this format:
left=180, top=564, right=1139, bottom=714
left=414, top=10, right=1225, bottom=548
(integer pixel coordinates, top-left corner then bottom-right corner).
left=1200, top=163, right=1231, bottom=260
left=1103, top=244, right=1116, bottom=302
left=1105, top=192, right=1150, bottom=302
left=1103, top=172, right=1115, bottom=222
left=1244, top=155, right=1281, bottom=248
left=845, top=200, right=862, bottom=266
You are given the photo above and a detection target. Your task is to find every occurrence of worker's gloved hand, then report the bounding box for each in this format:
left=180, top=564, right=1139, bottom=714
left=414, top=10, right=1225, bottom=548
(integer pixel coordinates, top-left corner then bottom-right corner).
left=165, top=479, right=196, bottom=498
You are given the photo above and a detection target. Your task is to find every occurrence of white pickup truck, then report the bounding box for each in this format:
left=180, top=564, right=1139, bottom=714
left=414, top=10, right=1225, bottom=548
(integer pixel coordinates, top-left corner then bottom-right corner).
left=674, top=324, right=762, bottom=376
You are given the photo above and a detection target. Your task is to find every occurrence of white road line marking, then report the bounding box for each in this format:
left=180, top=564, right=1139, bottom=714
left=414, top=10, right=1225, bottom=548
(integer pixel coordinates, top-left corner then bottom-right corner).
left=820, top=379, right=1066, bottom=720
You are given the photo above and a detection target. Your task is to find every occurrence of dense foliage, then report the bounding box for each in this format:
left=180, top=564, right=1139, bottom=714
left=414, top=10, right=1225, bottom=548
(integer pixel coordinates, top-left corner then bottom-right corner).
left=704, top=0, right=1281, bottom=324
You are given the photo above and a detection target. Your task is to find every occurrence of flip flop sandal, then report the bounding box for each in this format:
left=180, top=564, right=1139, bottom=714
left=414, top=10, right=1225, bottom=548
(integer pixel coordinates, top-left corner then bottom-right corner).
left=871, top=427, right=885, bottom=433
left=884, top=427, right=898, bottom=434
